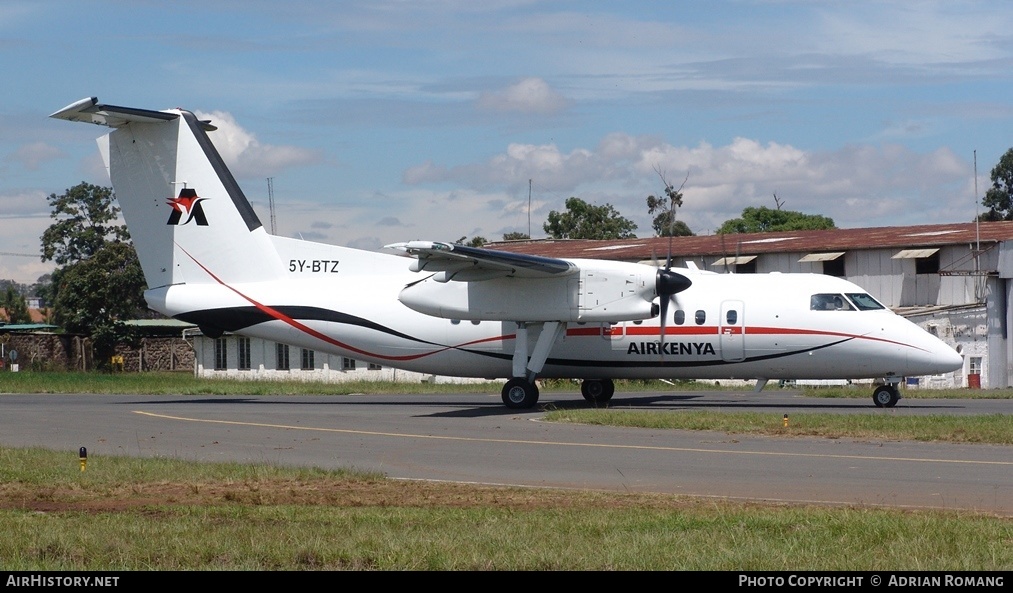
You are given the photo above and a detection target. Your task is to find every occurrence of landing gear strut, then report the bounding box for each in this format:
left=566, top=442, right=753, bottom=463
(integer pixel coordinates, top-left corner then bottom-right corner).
left=872, top=384, right=900, bottom=408
left=580, top=378, right=615, bottom=405
left=501, top=321, right=565, bottom=409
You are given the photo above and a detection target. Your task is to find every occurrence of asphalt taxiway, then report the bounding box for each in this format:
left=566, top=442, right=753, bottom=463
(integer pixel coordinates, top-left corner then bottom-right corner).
left=0, top=390, right=1009, bottom=514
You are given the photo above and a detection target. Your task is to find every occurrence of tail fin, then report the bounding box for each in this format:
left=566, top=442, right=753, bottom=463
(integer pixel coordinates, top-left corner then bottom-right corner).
left=51, top=97, right=283, bottom=289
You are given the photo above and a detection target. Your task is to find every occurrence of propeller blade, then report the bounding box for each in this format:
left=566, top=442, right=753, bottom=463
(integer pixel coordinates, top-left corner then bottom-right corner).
left=659, top=291, right=669, bottom=351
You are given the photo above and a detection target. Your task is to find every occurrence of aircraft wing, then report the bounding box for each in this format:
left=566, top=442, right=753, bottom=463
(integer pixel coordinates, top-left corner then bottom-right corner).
left=385, top=240, right=577, bottom=282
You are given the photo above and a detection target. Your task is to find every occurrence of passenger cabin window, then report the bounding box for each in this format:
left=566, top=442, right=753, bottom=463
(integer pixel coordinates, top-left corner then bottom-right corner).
left=845, top=293, right=885, bottom=311
left=726, top=310, right=738, bottom=325
left=695, top=310, right=706, bottom=325
left=674, top=310, right=685, bottom=325
left=810, top=293, right=854, bottom=311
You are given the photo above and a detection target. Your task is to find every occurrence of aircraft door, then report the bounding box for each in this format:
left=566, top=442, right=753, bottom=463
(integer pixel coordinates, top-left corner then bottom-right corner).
left=720, top=300, right=745, bottom=362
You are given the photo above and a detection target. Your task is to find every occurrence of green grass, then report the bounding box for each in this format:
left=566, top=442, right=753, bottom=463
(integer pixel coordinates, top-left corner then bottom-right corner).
left=543, top=409, right=1013, bottom=444
left=0, top=447, right=1009, bottom=571
left=797, top=385, right=1013, bottom=400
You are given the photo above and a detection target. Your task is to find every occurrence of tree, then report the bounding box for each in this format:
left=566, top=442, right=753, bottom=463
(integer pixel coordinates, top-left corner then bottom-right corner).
left=51, top=241, right=146, bottom=362
left=717, top=206, right=835, bottom=234
left=544, top=197, right=638, bottom=240
left=502, top=232, right=530, bottom=241
left=1, top=286, right=31, bottom=324
left=41, top=182, right=130, bottom=265
left=646, top=167, right=693, bottom=237
left=979, top=148, right=1013, bottom=221
left=455, top=236, right=487, bottom=247
left=41, top=183, right=147, bottom=367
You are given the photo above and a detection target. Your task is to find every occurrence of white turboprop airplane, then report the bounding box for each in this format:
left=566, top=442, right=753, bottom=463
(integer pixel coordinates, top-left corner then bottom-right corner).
left=51, top=97, right=964, bottom=409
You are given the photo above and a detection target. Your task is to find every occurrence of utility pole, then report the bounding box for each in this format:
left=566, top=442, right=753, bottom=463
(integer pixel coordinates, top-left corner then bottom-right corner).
left=267, top=177, right=276, bottom=234
left=528, top=179, right=532, bottom=238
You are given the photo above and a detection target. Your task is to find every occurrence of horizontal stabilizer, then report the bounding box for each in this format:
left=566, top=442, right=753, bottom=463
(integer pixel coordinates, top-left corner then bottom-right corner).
left=50, top=97, right=216, bottom=131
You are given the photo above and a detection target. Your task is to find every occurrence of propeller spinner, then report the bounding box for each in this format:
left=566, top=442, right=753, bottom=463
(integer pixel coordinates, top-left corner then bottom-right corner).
left=656, top=264, right=692, bottom=350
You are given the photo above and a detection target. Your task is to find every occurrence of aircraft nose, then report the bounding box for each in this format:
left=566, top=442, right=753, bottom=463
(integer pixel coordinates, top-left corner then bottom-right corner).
left=910, top=336, right=963, bottom=374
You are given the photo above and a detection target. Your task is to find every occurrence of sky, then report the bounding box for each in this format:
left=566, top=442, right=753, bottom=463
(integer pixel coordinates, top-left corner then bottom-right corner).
left=3, top=1, right=1013, bottom=285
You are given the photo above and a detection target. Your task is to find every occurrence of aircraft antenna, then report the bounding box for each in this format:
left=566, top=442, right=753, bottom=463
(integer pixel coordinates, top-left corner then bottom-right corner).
left=267, top=177, right=276, bottom=235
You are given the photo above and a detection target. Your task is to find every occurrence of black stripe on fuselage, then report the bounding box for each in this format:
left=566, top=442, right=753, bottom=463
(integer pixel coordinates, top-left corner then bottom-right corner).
left=175, top=305, right=442, bottom=346
left=178, top=304, right=854, bottom=370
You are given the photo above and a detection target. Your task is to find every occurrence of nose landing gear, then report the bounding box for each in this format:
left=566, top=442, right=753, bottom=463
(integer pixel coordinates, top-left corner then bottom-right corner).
left=872, top=383, right=901, bottom=408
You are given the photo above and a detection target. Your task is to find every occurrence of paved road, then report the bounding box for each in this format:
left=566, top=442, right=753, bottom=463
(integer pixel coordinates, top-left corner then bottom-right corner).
left=0, top=390, right=1009, bottom=515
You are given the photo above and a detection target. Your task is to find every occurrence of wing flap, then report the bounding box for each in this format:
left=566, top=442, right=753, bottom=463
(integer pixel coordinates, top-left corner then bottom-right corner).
left=386, top=240, right=577, bottom=280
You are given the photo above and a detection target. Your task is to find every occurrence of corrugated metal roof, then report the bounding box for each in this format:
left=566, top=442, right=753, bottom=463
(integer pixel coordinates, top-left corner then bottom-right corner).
left=487, top=221, right=1013, bottom=261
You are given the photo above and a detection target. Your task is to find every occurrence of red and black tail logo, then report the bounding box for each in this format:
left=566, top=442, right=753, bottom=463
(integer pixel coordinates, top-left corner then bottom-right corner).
left=167, top=188, right=209, bottom=226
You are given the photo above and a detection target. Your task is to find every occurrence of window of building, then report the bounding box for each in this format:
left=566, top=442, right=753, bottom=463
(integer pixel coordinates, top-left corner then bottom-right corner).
left=301, top=348, right=315, bottom=370
left=214, top=337, right=227, bottom=370
left=368, top=363, right=382, bottom=371
left=735, top=259, right=756, bottom=274
left=969, top=357, right=981, bottom=375
left=237, top=337, right=251, bottom=370
left=823, top=257, right=845, bottom=277
left=342, top=357, right=356, bottom=371
left=915, top=252, right=940, bottom=275
left=276, top=343, right=290, bottom=371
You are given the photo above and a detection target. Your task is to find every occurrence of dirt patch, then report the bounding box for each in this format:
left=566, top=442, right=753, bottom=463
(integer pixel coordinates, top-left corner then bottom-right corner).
left=0, top=477, right=723, bottom=514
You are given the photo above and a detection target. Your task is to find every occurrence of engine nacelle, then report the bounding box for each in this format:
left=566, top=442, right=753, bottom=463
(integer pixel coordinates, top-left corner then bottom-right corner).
left=398, top=259, right=660, bottom=322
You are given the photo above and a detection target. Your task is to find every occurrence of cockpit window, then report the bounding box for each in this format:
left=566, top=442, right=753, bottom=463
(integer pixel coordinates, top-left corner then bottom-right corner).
left=810, top=293, right=854, bottom=311
left=845, top=293, right=885, bottom=311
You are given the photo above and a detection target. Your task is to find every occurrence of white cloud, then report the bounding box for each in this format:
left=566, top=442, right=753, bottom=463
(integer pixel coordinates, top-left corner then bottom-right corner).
left=5, top=142, right=62, bottom=171
left=399, top=132, right=975, bottom=237
left=195, top=110, right=323, bottom=178
left=475, top=78, right=569, bottom=114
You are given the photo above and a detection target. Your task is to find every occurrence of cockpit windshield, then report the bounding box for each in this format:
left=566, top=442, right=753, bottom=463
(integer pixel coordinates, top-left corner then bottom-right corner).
left=845, top=292, right=885, bottom=311
left=810, top=293, right=853, bottom=311
left=811, top=292, right=885, bottom=311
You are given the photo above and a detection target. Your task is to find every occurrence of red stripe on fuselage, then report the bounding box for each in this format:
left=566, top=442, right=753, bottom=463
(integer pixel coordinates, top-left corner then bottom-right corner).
left=177, top=245, right=512, bottom=361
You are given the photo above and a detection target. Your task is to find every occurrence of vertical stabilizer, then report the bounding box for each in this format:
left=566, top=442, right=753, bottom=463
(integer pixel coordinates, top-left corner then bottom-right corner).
left=52, top=98, right=283, bottom=289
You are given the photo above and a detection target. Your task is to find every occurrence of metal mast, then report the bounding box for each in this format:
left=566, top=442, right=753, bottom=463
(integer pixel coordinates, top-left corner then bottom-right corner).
left=267, top=177, right=276, bottom=234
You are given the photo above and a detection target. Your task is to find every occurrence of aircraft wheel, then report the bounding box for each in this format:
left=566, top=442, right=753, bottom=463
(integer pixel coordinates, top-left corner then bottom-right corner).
left=502, top=378, right=539, bottom=409
left=580, top=378, right=615, bottom=404
left=872, top=385, right=900, bottom=408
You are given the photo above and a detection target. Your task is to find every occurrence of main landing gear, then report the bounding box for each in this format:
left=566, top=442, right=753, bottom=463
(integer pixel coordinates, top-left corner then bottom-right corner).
left=580, top=378, right=615, bottom=405
left=872, top=383, right=901, bottom=408
left=502, top=377, right=539, bottom=408
left=501, top=321, right=564, bottom=409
